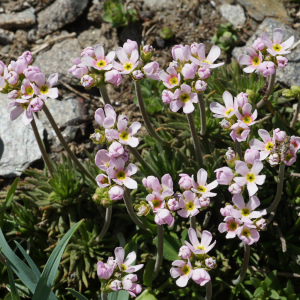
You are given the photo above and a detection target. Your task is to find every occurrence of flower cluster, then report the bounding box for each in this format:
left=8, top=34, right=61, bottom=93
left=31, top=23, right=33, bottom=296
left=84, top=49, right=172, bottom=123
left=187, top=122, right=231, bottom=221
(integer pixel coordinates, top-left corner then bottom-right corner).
left=170, top=228, right=216, bottom=287
left=238, top=28, right=294, bottom=77
left=0, top=51, right=58, bottom=125
left=69, top=40, right=159, bottom=88
left=97, top=247, right=143, bottom=297
left=157, top=43, right=224, bottom=114
left=210, top=91, right=257, bottom=142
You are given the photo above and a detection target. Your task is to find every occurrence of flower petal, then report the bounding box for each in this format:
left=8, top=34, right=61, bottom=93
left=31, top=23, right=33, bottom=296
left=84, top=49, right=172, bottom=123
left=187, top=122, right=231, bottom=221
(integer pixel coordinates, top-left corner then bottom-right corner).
left=232, top=194, right=245, bottom=209
left=273, top=28, right=284, bottom=44
left=197, top=169, right=207, bottom=186
left=207, top=45, right=221, bottom=63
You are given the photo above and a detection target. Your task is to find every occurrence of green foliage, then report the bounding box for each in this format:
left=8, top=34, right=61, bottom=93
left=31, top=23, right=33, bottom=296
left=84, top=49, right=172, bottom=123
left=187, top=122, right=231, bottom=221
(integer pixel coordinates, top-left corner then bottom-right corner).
left=159, top=27, right=174, bottom=40
left=212, top=23, right=238, bottom=51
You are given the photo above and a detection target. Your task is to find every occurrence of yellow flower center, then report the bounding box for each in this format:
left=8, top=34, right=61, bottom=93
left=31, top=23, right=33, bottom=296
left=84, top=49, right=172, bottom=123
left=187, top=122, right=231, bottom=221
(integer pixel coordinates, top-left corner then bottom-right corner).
left=169, top=76, right=178, bottom=85
left=197, top=185, right=206, bottom=193
left=196, top=245, right=205, bottom=250
left=25, top=86, right=33, bottom=95
left=241, top=208, right=251, bottom=217
left=181, top=265, right=191, bottom=275
left=246, top=173, right=256, bottom=183
left=237, top=127, right=245, bottom=135
left=40, top=85, right=49, bottom=94
left=96, top=59, right=107, bottom=68
left=152, top=199, right=161, bottom=208
left=272, top=44, right=282, bottom=52
left=285, top=153, right=293, bottom=161
left=265, top=142, right=273, bottom=151
left=124, top=62, right=133, bottom=71
left=119, top=131, right=129, bottom=140
left=242, top=115, right=252, bottom=124
left=121, top=264, right=127, bottom=271
left=241, top=228, right=251, bottom=238
left=252, top=56, right=260, bottom=66
left=102, top=177, right=109, bottom=184
left=21, top=102, right=28, bottom=109
left=185, top=201, right=195, bottom=211
left=116, top=170, right=126, bottom=180
left=180, top=93, right=190, bottom=103
left=202, top=59, right=210, bottom=64
left=228, top=221, right=238, bottom=231
left=225, top=108, right=234, bottom=116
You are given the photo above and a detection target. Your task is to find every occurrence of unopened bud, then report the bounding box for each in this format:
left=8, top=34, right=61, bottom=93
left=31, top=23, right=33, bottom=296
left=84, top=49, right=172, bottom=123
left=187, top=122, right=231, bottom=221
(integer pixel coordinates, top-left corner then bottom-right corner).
left=220, top=119, right=231, bottom=130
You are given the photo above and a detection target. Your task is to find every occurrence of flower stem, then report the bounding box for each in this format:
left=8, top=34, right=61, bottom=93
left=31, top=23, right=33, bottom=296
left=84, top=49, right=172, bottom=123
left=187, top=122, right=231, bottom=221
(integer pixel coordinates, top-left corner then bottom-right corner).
left=101, top=292, right=108, bottom=300
left=256, top=72, right=276, bottom=109
left=95, top=205, right=112, bottom=243
left=235, top=140, right=242, bottom=159
left=187, top=112, right=203, bottom=167
left=128, top=145, right=159, bottom=178
left=42, top=104, right=95, bottom=182
left=31, top=117, right=55, bottom=179
left=190, top=215, right=196, bottom=230
left=198, top=94, right=206, bottom=136
left=123, top=189, right=148, bottom=230
left=266, top=163, right=285, bottom=213
left=153, top=224, right=163, bottom=280
left=205, top=281, right=212, bottom=300
left=232, top=243, right=250, bottom=285
left=99, top=85, right=111, bottom=105
left=291, top=101, right=300, bottom=128
left=134, top=81, right=169, bottom=147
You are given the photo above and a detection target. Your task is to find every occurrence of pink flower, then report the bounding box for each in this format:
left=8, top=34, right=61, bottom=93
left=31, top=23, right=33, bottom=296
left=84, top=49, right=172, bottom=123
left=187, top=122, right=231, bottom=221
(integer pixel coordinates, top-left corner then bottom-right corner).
left=235, top=103, right=257, bottom=126
left=210, top=91, right=238, bottom=118
left=218, top=216, right=242, bottom=238
left=190, top=43, right=224, bottom=69
left=20, top=79, right=35, bottom=99
left=261, top=28, right=294, bottom=56
left=81, top=74, right=94, bottom=88
left=190, top=42, right=199, bottom=56
left=178, top=245, right=191, bottom=259
left=179, top=173, right=193, bottom=190
left=205, top=258, right=216, bottom=269
left=198, top=67, right=210, bottom=79
left=171, top=84, right=198, bottom=114
left=109, top=119, right=141, bottom=147
left=132, top=70, right=144, bottom=80
left=244, top=148, right=260, bottom=165
left=68, top=58, right=88, bottom=79
left=283, top=147, right=297, bottom=166
left=11, top=57, right=28, bottom=74
left=107, top=158, right=137, bottom=189
left=81, top=44, right=115, bottom=71
left=7, top=71, right=18, bottom=86
left=230, top=194, right=266, bottom=222
left=170, top=260, right=193, bottom=287
left=191, top=168, right=218, bottom=197
left=0, top=61, right=6, bottom=76
left=192, top=268, right=211, bottom=286
left=113, top=47, right=139, bottom=74
left=274, top=128, right=286, bottom=141
left=230, top=121, right=250, bottom=142
left=199, top=196, right=210, bottom=207
left=220, top=119, right=230, bottom=129
left=109, top=142, right=125, bottom=158
left=226, top=147, right=235, bottom=161
left=110, top=280, right=122, bottom=292
left=195, top=80, right=207, bottom=92
left=33, top=73, right=59, bottom=100
left=177, top=191, right=201, bottom=218
left=95, top=104, right=116, bottom=129
left=290, top=135, right=300, bottom=151
left=236, top=92, right=249, bottom=108
left=105, top=70, right=122, bottom=86
left=172, top=44, right=191, bottom=62
left=143, top=45, right=153, bottom=53
left=115, top=247, right=143, bottom=273
left=122, top=274, right=142, bottom=297
left=181, top=63, right=197, bottom=80
left=154, top=209, right=174, bottom=227
left=159, top=67, right=181, bottom=89
left=228, top=183, right=242, bottom=194
left=95, top=149, right=110, bottom=171
left=249, top=129, right=275, bottom=160
left=97, top=261, right=114, bottom=279
left=30, top=97, right=44, bottom=112
left=168, top=198, right=180, bottom=211
left=277, top=56, right=288, bottom=68
left=146, top=192, right=165, bottom=212
left=220, top=204, right=234, bottom=217
left=81, top=46, right=95, bottom=57
left=109, top=186, right=125, bottom=200
left=252, top=38, right=265, bottom=51
left=269, top=153, right=280, bottom=166
left=257, top=61, right=275, bottom=77
left=8, top=99, right=33, bottom=125
left=8, top=90, right=18, bottom=99
left=236, top=224, right=260, bottom=245
left=19, top=51, right=33, bottom=64
left=234, top=160, right=266, bottom=196
left=256, top=218, right=267, bottom=230
left=162, top=90, right=174, bottom=104
left=238, top=47, right=263, bottom=73
left=123, top=39, right=138, bottom=55
left=23, top=66, right=41, bottom=81
left=214, top=167, right=234, bottom=185
left=143, top=61, right=160, bottom=80
left=95, top=173, right=111, bottom=188
left=142, top=176, right=158, bottom=192
left=185, top=228, right=216, bottom=255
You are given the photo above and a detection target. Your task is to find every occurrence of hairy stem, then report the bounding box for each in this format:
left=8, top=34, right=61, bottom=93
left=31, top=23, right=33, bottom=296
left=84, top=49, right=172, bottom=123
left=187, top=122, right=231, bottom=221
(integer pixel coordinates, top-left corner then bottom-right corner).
left=232, top=243, right=250, bottom=285
left=256, top=72, right=276, bottom=109
left=128, top=146, right=159, bottom=178
left=134, top=81, right=169, bottom=146
left=266, top=163, right=285, bottom=213
left=205, top=281, right=212, bottom=300
left=291, top=101, right=300, bottom=128
left=198, top=94, right=206, bottom=136
left=123, top=189, right=147, bottom=230
left=202, top=211, right=211, bottom=229
left=99, top=85, right=111, bottom=105
left=235, top=140, right=242, bottom=159
left=31, top=117, right=55, bottom=179
left=187, top=112, right=203, bottom=167
left=190, top=216, right=196, bottom=230
left=43, top=104, right=95, bottom=182
left=153, top=224, right=163, bottom=280
left=101, top=292, right=108, bottom=300
left=95, top=206, right=112, bottom=242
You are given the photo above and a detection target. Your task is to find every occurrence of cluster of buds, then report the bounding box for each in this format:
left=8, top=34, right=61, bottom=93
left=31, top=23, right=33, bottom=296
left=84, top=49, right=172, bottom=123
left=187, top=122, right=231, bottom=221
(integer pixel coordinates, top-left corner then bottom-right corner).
left=219, top=194, right=267, bottom=245
left=91, top=104, right=141, bottom=206
left=0, top=51, right=58, bottom=125
left=170, top=228, right=216, bottom=287
left=156, top=43, right=224, bottom=114
left=249, top=128, right=300, bottom=166
left=97, top=247, right=143, bottom=297
left=210, top=91, right=257, bottom=142
left=238, top=28, right=294, bottom=76
left=137, top=168, right=218, bottom=226
left=68, top=40, right=159, bottom=88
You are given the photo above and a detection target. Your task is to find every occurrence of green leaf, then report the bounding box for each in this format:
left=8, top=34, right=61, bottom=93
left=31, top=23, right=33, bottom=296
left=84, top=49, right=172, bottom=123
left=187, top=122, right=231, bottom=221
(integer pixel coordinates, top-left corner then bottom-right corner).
left=254, top=287, right=265, bottom=297
left=32, top=220, right=84, bottom=300
left=6, top=177, right=19, bottom=207
left=66, top=288, right=88, bottom=300
left=284, top=280, right=295, bottom=295
left=180, top=229, right=189, bottom=245
left=250, top=277, right=262, bottom=289
left=143, top=259, right=155, bottom=288
left=269, top=290, right=280, bottom=299
left=261, top=281, right=268, bottom=291
left=155, top=234, right=180, bottom=261
left=6, top=260, right=21, bottom=300
left=265, top=270, right=277, bottom=287
left=136, top=289, right=158, bottom=300
left=108, top=290, right=129, bottom=300
left=124, top=234, right=138, bottom=264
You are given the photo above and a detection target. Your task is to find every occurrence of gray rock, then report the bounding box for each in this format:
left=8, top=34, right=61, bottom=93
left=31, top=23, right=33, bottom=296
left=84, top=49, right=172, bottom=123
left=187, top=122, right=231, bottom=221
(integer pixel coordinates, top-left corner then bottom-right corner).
left=87, top=0, right=103, bottom=25
left=38, top=95, right=81, bottom=148
left=119, top=23, right=142, bottom=46
left=232, top=18, right=300, bottom=87
left=0, top=29, right=15, bottom=44
left=34, top=38, right=82, bottom=85
left=34, top=0, right=89, bottom=38
left=219, top=4, right=246, bottom=27
left=237, top=0, right=290, bottom=22
left=1, top=45, right=11, bottom=54
left=0, top=93, right=44, bottom=178
left=143, top=0, right=177, bottom=10
left=0, top=8, right=36, bottom=30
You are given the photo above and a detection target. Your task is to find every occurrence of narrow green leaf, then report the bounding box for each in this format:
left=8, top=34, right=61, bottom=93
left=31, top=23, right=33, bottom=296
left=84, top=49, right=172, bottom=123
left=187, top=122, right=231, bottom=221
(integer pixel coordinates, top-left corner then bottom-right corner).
left=66, top=288, right=89, bottom=300
left=6, top=177, right=19, bottom=207
left=6, top=260, right=21, bottom=300
left=136, top=289, right=158, bottom=300
left=143, top=259, right=155, bottom=288
left=155, top=234, right=180, bottom=261
left=124, top=234, right=138, bottom=263
left=108, top=290, right=129, bottom=300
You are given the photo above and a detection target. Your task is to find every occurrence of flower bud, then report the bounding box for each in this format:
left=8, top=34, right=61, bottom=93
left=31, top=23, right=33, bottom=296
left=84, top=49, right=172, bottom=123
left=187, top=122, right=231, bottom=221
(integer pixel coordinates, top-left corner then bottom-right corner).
left=179, top=173, right=193, bottom=190
left=205, top=257, right=216, bottom=269
left=246, top=89, right=255, bottom=103
left=141, top=45, right=154, bottom=63
left=274, top=128, right=286, bottom=142
left=132, top=70, right=144, bottom=80
left=195, top=80, right=207, bottom=92
left=143, top=45, right=153, bottom=54
left=190, top=42, right=199, bottom=56
left=19, top=51, right=33, bottom=64
left=134, top=201, right=151, bottom=216
left=199, top=196, right=210, bottom=207
left=276, top=56, right=288, bottom=69
left=268, top=153, right=280, bottom=166
left=109, top=186, right=124, bottom=200
left=282, top=89, right=294, bottom=98
left=236, top=92, right=249, bottom=108
left=105, top=70, right=122, bottom=86
left=252, top=38, right=265, bottom=51
left=7, top=71, right=18, bottom=85
left=162, top=90, right=174, bottom=104
left=169, top=61, right=179, bottom=70
left=255, top=218, right=267, bottom=230
left=23, top=66, right=41, bottom=81
left=244, top=148, right=260, bottom=165
left=7, top=90, right=18, bottom=99
left=219, top=119, right=231, bottom=130
left=291, top=86, right=300, bottom=96
left=228, top=183, right=242, bottom=194
left=81, top=75, right=94, bottom=88
left=182, top=63, right=197, bottom=80
left=225, top=147, right=235, bottom=161
left=143, top=61, right=160, bottom=80
left=220, top=204, right=233, bottom=216
left=178, top=246, right=191, bottom=259
left=198, top=67, right=210, bottom=79
left=81, top=46, right=95, bottom=57
left=90, top=129, right=106, bottom=144
left=215, top=167, right=234, bottom=185
left=168, top=198, right=180, bottom=211
left=123, top=39, right=138, bottom=55
left=258, top=61, right=275, bottom=77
